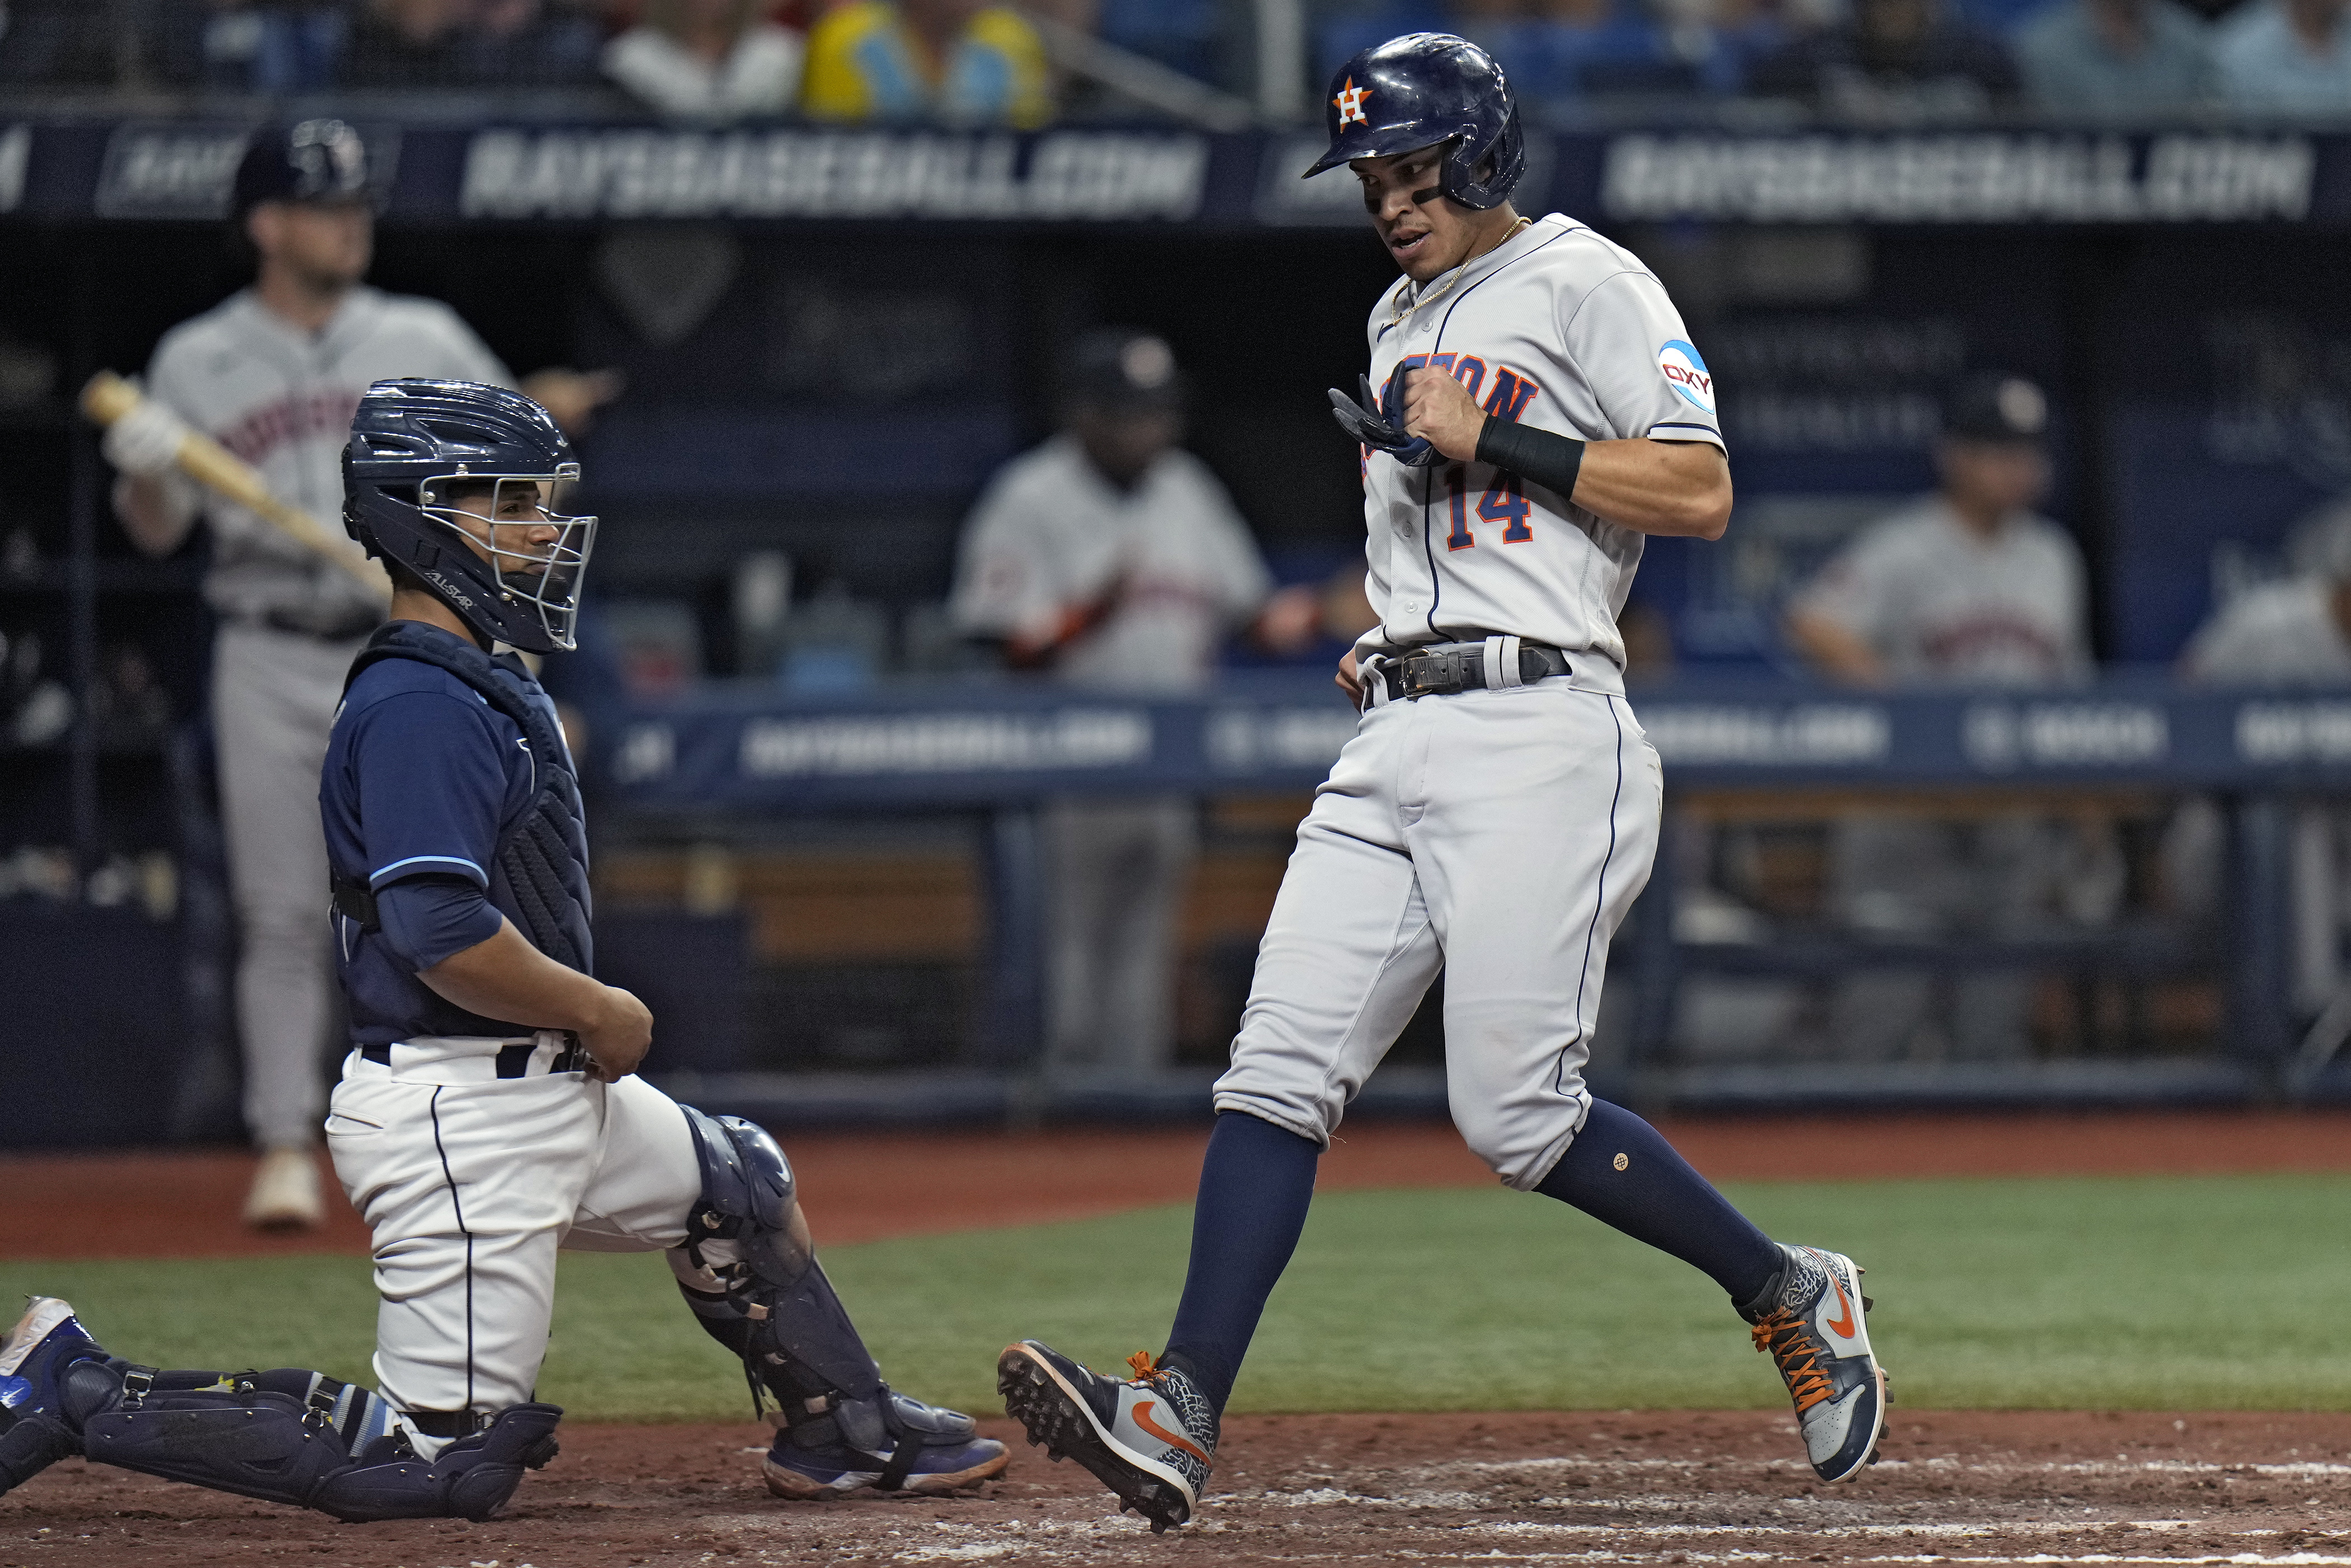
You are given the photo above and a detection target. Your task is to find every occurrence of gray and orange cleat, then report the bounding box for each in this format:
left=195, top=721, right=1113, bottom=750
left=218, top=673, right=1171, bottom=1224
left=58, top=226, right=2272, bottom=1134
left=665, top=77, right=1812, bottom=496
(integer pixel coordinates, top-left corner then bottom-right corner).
left=1743, top=1244, right=1887, bottom=1482
left=997, top=1341, right=1215, bottom=1533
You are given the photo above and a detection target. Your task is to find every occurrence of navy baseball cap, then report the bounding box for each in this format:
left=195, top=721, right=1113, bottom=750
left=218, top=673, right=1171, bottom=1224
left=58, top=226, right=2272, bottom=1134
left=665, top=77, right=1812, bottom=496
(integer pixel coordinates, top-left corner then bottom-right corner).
left=1944, top=373, right=2049, bottom=444
left=232, top=119, right=376, bottom=221
left=1067, top=329, right=1185, bottom=412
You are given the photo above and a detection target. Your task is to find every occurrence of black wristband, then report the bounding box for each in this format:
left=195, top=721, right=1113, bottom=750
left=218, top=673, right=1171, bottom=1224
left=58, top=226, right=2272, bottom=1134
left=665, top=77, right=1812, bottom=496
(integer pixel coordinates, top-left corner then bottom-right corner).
left=1474, top=415, right=1586, bottom=501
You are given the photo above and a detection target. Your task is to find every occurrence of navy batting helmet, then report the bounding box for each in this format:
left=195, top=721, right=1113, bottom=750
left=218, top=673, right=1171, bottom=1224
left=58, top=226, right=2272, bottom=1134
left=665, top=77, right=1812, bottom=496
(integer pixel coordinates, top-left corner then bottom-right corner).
left=343, top=380, right=597, bottom=655
left=232, top=118, right=375, bottom=223
left=1303, top=33, right=1524, bottom=211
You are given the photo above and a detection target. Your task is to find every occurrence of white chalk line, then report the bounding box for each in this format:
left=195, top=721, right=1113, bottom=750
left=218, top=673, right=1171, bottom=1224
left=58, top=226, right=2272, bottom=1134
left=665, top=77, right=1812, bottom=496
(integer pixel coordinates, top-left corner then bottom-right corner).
left=1430, top=1456, right=2351, bottom=1480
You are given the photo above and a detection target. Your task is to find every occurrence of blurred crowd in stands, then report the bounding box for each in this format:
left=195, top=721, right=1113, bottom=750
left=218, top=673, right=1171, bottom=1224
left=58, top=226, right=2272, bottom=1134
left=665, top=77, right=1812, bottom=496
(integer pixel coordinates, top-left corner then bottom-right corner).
left=1371, top=0, right=2351, bottom=120
left=3, top=0, right=2348, bottom=121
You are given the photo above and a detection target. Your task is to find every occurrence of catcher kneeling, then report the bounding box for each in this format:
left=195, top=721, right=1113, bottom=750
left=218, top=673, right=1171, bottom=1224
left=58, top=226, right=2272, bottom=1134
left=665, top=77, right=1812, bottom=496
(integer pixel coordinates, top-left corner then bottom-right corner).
left=0, top=381, right=1006, bottom=1521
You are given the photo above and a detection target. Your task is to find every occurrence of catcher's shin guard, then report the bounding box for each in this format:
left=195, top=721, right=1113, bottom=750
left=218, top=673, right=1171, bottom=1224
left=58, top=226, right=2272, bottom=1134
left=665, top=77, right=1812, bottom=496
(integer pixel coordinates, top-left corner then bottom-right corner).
left=673, top=1105, right=885, bottom=1404
left=1, top=1296, right=561, bottom=1520
left=87, top=1383, right=561, bottom=1522
left=672, top=1107, right=1003, bottom=1494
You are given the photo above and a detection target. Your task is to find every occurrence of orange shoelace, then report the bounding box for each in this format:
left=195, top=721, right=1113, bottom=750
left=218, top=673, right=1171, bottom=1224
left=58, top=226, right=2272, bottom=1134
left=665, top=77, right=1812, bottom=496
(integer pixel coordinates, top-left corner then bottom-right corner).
left=1750, top=1310, right=1835, bottom=1413
left=1127, top=1350, right=1167, bottom=1383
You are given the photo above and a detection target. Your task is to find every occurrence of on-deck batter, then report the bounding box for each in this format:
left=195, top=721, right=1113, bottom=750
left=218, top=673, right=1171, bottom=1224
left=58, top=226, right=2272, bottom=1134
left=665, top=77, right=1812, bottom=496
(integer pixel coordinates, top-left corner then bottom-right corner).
left=996, top=32, right=1888, bottom=1534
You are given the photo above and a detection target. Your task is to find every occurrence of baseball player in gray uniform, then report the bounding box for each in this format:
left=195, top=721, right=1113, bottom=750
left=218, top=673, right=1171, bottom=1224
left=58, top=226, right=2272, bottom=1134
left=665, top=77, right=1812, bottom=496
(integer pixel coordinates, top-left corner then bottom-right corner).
left=995, top=34, right=1886, bottom=1533
left=950, top=330, right=1317, bottom=1074
left=2177, top=511, right=2351, bottom=1019
left=105, top=121, right=615, bottom=1228
left=1785, top=375, right=2113, bottom=1061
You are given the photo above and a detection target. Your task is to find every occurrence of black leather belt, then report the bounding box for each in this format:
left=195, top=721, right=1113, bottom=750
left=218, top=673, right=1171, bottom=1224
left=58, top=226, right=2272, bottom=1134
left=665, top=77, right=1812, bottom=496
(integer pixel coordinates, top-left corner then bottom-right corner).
left=1369, top=639, right=1574, bottom=703
left=356, top=1037, right=590, bottom=1075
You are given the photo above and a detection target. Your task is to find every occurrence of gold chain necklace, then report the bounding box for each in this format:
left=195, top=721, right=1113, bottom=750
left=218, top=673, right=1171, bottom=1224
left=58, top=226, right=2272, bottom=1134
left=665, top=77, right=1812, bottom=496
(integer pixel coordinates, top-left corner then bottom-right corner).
left=1387, top=215, right=1535, bottom=330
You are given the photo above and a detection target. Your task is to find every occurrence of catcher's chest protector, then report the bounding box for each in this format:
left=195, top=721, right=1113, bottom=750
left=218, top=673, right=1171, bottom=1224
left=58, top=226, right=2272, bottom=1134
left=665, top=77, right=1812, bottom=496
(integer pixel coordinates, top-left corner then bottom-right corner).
left=344, top=621, right=594, bottom=973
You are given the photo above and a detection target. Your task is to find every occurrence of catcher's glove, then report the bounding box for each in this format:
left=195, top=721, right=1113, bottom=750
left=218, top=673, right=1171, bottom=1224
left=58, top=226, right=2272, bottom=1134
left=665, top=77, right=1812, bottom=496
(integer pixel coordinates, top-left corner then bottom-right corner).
left=1328, top=373, right=1438, bottom=467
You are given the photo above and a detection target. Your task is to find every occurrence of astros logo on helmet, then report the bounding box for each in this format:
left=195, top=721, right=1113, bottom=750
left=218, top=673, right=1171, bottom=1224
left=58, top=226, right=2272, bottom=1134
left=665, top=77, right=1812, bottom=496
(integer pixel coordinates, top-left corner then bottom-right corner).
left=1333, top=78, right=1372, bottom=127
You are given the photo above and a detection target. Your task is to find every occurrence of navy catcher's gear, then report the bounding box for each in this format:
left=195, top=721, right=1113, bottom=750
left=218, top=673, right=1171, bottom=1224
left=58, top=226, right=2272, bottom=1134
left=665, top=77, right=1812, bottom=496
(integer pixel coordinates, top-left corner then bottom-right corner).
left=1328, top=373, right=1437, bottom=467
left=339, top=621, right=593, bottom=975
left=85, top=1382, right=560, bottom=1522
left=1303, top=33, right=1525, bottom=212
left=232, top=119, right=377, bottom=222
left=672, top=1108, right=993, bottom=1493
left=0, top=1298, right=111, bottom=1495
left=676, top=1107, right=881, bottom=1402
left=0, top=1298, right=560, bottom=1522
left=343, top=379, right=597, bottom=654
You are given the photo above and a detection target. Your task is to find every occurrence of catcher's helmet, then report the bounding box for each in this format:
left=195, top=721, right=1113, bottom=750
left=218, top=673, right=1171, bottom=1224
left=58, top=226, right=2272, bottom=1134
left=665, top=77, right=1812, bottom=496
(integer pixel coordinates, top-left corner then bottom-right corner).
left=1303, top=32, right=1524, bottom=211
left=343, top=380, right=597, bottom=654
left=232, top=119, right=376, bottom=223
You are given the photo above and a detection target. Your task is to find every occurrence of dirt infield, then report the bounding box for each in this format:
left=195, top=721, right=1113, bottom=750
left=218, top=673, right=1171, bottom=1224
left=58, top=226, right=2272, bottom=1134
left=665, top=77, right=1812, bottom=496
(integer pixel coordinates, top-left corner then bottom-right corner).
left=7, top=1409, right=2351, bottom=1566
left=7, top=1109, right=2351, bottom=1260
left=9, top=1112, right=2350, bottom=1563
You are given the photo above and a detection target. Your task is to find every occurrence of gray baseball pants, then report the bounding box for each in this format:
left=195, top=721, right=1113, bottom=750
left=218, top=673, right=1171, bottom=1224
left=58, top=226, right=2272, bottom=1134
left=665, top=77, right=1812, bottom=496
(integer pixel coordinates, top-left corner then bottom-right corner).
left=214, top=622, right=362, bottom=1151
left=1042, top=797, right=1197, bottom=1073
left=1213, top=671, right=1661, bottom=1191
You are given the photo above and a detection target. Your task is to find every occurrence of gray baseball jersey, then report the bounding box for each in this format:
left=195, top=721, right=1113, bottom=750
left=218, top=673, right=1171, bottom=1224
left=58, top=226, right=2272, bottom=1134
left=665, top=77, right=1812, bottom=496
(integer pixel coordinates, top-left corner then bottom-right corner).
left=950, top=434, right=1274, bottom=692
left=1358, top=213, right=1725, bottom=668
left=2182, top=578, right=2351, bottom=683
left=144, top=285, right=509, bottom=632
left=1791, top=498, right=2091, bottom=685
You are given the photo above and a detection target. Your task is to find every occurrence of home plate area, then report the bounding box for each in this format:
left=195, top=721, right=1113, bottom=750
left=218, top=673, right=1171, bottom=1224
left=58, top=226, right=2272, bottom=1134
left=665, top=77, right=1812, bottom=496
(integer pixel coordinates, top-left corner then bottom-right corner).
left=7, top=1408, right=2351, bottom=1566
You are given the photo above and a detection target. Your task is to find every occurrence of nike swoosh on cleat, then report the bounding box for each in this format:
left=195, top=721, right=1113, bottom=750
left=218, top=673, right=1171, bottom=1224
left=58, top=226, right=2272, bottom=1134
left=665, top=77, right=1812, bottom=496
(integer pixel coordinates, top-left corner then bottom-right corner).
left=1824, top=1271, right=1857, bottom=1339
left=1131, top=1400, right=1210, bottom=1464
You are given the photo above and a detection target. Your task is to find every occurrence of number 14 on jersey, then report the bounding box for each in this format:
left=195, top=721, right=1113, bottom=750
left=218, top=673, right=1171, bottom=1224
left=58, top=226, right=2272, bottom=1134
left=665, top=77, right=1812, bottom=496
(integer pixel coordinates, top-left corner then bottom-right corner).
left=1445, top=466, right=1531, bottom=552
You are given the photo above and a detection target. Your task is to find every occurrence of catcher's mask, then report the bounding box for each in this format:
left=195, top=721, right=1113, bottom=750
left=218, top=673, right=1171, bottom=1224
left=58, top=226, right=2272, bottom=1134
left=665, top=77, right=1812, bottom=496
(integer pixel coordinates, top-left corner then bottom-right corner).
left=344, top=378, right=597, bottom=654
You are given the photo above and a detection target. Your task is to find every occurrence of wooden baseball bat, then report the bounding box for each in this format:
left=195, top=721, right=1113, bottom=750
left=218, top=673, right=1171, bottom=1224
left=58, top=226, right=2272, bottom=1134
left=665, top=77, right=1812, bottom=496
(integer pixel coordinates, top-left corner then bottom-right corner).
left=79, top=370, right=392, bottom=600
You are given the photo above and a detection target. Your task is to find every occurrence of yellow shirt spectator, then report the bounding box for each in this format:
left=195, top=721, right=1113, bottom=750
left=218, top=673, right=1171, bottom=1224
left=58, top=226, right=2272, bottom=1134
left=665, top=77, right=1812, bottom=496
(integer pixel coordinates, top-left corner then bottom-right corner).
left=801, top=1, right=1053, bottom=128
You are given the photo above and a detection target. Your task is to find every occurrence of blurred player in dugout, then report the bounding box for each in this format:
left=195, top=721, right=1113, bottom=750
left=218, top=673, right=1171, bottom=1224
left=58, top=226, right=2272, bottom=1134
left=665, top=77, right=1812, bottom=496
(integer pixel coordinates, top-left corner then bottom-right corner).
left=102, top=121, right=617, bottom=1228
left=1783, top=373, right=2122, bottom=1060
left=949, top=331, right=1322, bottom=1074
left=2175, top=505, right=2351, bottom=1025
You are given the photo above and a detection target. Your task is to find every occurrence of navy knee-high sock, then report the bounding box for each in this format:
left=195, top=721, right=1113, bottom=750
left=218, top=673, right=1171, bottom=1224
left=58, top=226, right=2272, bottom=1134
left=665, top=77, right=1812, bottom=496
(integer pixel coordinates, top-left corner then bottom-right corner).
left=1159, top=1111, right=1320, bottom=1415
left=1535, top=1099, right=1782, bottom=1308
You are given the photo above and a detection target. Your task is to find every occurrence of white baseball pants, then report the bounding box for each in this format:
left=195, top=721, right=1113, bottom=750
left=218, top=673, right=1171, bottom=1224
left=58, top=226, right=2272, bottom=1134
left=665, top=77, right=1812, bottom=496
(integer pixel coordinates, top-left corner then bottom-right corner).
left=1212, top=672, right=1662, bottom=1191
left=326, top=1042, right=702, bottom=1437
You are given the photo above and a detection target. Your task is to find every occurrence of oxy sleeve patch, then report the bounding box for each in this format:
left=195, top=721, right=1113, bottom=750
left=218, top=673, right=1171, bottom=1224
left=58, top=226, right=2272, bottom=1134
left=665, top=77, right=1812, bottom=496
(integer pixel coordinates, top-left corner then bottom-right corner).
left=1658, top=339, right=1716, bottom=415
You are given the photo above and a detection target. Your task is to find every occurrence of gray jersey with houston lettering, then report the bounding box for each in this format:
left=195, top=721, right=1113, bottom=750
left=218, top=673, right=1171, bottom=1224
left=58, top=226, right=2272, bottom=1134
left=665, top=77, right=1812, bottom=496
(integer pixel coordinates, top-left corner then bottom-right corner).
left=144, top=285, right=509, bottom=631
left=1357, top=213, right=1724, bottom=667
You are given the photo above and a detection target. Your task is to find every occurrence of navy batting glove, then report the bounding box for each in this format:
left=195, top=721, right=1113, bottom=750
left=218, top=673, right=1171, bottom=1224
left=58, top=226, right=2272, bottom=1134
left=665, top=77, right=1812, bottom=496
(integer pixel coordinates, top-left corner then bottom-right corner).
left=1328, top=374, right=1437, bottom=467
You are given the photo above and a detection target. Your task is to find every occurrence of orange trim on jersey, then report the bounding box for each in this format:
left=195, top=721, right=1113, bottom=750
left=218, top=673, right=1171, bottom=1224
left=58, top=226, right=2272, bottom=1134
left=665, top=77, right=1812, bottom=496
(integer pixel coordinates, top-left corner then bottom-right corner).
left=1482, top=364, right=1542, bottom=423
